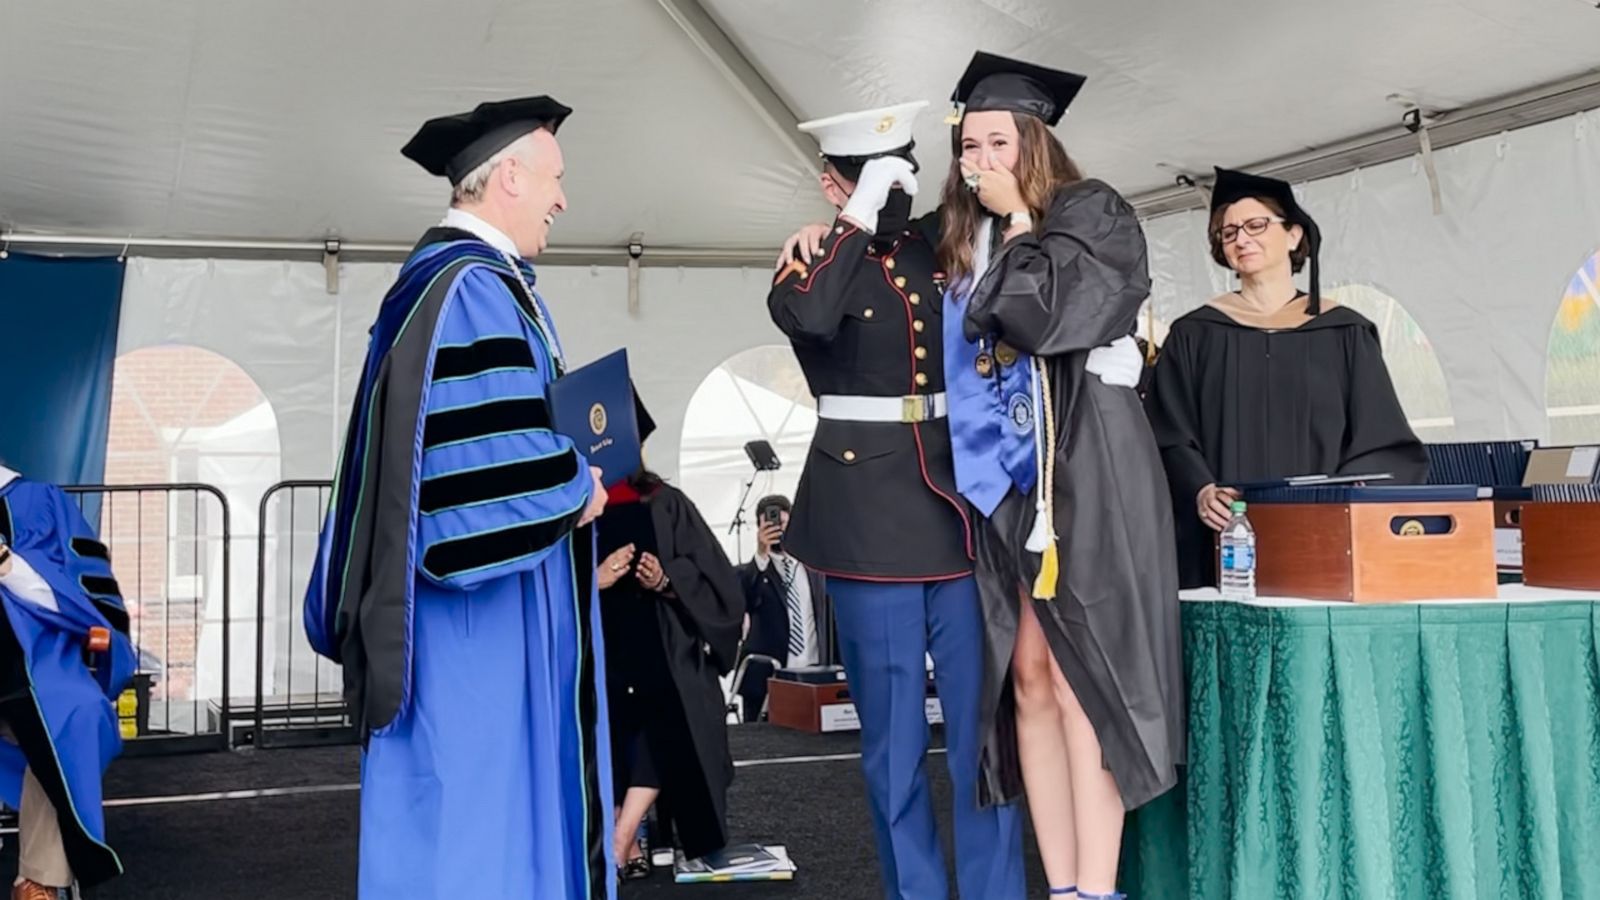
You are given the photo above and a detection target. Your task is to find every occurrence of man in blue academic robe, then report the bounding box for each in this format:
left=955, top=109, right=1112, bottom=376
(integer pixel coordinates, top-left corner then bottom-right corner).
left=303, top=96, right=615, bottom=899
left=0, top=466, right=136, bottom=900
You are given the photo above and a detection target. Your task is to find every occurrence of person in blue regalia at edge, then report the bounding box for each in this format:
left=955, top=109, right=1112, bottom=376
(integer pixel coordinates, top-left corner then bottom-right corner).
left=0, top=465, right=136, bottom=900
left=302, top=96, right=615, bottom=899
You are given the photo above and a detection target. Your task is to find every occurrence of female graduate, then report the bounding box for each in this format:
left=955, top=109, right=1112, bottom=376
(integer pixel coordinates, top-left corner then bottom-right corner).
left=1143, top=168, right=1430, bottom=588
left=594, top=396, right=744, bottom=880
left=939, top=52, right=1184, bottom=900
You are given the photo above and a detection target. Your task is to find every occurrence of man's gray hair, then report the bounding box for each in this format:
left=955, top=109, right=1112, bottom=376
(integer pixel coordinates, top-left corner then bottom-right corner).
left=450, top=130, right=540, bottom=206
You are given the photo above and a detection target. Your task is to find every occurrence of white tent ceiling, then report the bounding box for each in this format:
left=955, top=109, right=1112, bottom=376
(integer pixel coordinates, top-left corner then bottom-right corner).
left=2, top=0, right=1599, bottom=254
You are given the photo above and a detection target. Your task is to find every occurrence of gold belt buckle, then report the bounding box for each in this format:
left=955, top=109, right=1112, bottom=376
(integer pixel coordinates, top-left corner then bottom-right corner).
left=901, top=395, right=928, bottom=423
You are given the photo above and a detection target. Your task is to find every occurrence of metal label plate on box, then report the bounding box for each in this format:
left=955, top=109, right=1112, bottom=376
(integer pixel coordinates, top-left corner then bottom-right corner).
left=818, top=699, right=944, bottom=733
left=1494, top=527, right=1523, bottom=570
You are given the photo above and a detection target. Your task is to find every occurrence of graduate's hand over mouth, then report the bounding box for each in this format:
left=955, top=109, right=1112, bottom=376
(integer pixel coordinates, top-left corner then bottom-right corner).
left=960, top=147, right=1027, bottom=220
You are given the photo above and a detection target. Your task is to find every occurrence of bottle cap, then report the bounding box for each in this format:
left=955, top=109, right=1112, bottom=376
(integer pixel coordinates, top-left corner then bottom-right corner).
left=1231, top=500, right=1247, bottom=513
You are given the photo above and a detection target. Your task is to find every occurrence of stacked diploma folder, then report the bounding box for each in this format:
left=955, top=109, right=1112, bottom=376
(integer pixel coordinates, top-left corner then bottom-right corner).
left=1531, top=483, right=1600, bottom=503
left=1238, top=482, right=1480, bottom=505
left=674, top=843, right=797, bottom=883
left=1426, top=440, right=1536, bottom=491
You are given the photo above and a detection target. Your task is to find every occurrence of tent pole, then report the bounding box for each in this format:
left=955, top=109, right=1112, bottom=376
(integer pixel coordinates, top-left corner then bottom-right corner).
left=654, top=0, right=821, bottom=175
left=0, top=232, right=777, bottom=268
left=1130, top=70, right=1600, bottom=218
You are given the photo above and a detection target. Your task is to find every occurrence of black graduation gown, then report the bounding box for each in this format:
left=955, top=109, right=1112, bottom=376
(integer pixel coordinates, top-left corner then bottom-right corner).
left=962, top=179, right=1185, bottom=811
left=596, top=483, right=744, bottom=860
left=1144, top=304, right=1432, bottom=588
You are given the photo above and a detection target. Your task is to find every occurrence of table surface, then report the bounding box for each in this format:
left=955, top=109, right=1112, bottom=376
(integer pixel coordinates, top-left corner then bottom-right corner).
left=1178, top=583, right=1599, bottom=608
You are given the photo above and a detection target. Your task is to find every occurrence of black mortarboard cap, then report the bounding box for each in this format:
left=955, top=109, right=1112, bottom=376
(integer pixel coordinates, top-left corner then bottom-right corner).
left=402, top=96, right=573, bottom=186
left=950, top=51, right=1086, bottom=127
left=631, top=382, right=657, bottom=444
left=1210, top=167, right=1323, bottom=314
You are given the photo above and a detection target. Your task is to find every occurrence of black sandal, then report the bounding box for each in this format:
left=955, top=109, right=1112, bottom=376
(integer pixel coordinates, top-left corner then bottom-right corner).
left=621, top=855, right=652, bottom=880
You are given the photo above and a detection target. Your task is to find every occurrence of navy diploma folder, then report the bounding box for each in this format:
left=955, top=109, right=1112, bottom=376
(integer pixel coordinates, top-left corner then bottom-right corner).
left=548, top=349, right=641, bottom=487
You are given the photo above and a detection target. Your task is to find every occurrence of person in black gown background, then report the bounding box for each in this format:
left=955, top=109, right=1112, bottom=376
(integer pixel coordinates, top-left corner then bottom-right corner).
left=596, top=396, right=745, bottom=879
left=1144, top=167, right=1430, bottom=589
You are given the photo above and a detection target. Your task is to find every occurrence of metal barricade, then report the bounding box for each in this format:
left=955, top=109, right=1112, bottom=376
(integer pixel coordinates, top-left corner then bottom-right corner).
left=65, top=484, right=232, bottom=755
left=248, top=480, right=353, bottom=748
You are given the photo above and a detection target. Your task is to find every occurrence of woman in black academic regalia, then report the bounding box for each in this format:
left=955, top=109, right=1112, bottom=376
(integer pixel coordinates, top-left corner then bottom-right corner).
left=595, top=394, right=744, bottom=880
left=1144, top=168, right=1430, bottom=589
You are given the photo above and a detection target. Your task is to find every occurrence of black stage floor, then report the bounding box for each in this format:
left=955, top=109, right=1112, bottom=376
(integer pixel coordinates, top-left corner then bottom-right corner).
left=2, top=725, right=1052, bottom=899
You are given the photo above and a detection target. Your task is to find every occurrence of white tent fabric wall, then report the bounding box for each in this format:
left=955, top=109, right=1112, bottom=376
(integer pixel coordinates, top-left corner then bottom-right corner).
left=120, top=258, right=785, bottom=481
left=188, top=402, right=281, bottom=705
left=677, top=360, right=817, bottom=562
left=1142, top=107, right=1600, bottom=445
left=119, top=256, right=790, bottom=698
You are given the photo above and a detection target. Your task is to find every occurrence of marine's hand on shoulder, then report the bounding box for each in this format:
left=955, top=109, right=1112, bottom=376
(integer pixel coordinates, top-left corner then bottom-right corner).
left=578, top=466, right=607, bottom=526
left=774, top=223, right=832, bottom=273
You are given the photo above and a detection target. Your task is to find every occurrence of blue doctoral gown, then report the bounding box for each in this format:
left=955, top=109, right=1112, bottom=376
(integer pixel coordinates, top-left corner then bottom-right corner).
left=304, top=229, right=615, bottom=899
left=0, top=474, right=136, bottom=888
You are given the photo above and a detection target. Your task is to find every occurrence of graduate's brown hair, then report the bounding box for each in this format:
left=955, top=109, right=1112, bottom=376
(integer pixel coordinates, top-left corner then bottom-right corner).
left=1207, top=195, right=1311, bottom=274
left=938, top=112, right=1082, bottom=284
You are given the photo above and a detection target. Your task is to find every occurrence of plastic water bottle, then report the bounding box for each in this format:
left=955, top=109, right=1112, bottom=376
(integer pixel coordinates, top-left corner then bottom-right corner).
left=1219, top=500, right=1256, bottom=600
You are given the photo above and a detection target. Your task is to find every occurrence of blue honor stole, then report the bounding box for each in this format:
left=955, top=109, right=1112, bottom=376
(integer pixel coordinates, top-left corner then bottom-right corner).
left=943, top=282, right=1039, bottom=517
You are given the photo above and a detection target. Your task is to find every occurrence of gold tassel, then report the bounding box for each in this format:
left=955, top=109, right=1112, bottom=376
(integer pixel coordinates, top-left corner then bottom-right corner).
left=1031, top=359, right=1061, bottom=600
left=1032, top=538, right=1059, bottom=600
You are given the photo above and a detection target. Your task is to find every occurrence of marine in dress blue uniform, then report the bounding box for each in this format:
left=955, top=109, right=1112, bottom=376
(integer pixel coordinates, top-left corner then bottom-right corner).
left=768, top=102, right=1024, bottom=900
left=304, top=97, right=616, bottom=899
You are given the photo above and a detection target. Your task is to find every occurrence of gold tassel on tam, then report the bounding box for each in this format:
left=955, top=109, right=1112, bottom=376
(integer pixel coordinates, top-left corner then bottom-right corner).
left=1030, top=358, right=1060, bottom=600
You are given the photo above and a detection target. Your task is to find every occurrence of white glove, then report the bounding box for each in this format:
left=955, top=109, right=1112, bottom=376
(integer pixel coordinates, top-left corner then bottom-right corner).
left=840, top=156, right=918, bottom=235
left=1085, top=335, right=1143, bottom=388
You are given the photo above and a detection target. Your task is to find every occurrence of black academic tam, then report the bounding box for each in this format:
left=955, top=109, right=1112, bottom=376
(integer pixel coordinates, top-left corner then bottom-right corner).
left=951, top=50, right=1086, bottom=126
left=402, top=95, right=573, bottom=185
left=1210, top=167, right=1324, bottom=313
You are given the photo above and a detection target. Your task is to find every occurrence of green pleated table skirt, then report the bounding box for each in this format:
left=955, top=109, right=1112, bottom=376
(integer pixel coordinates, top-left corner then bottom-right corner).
left=1121, top=590, right=1600, bottom=900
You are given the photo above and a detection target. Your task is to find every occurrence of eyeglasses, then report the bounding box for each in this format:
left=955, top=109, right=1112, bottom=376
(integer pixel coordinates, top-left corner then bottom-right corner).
left=1213, top=216, right=1285, bottom=244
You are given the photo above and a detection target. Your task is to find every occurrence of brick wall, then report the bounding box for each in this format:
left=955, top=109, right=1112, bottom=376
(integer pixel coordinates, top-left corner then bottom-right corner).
left=100, top=346, right=266, bottom=707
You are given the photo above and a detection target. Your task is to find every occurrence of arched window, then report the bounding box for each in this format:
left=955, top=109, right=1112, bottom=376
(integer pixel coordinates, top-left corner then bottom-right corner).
left=102, top=345, right=281, bottom=733
left=678, top=345, right=815, bottom=563
left=1546, top=250, right=1600, bottom=444
left=1325, top=285, right=1456, bottom=441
